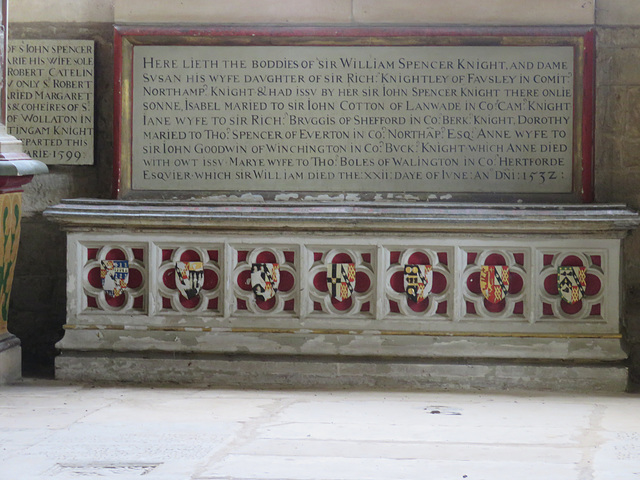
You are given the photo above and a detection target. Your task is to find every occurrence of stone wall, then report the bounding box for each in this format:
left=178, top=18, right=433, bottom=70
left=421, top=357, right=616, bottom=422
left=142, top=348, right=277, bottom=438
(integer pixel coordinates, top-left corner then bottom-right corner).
left=8, top=0, right=640, bottom=382
left=7, top=19, right=113, bottom=375
left=596, top=27, right=640, bottom=381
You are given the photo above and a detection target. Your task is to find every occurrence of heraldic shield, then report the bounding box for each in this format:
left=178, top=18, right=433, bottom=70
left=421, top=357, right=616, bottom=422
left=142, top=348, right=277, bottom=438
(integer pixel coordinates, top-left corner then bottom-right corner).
left=557, top=266, right=587, bottom=304
left=327, top=263, right=356, bottom=301
left=251, top=263, right=280, bottom=301
left=175, top=261, right=204, bottom=300
left=100, top=260, right=129, bottom=298
left=403, top=264, right=433, bottom=302
left=480, top=265, right=509, bottom=304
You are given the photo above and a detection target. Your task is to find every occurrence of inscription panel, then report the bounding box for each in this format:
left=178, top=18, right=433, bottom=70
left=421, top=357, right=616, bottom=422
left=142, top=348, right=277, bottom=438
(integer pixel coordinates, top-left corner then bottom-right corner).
left=117, top=28, right=593, bottom=201
left=7, top=40, right=94, bottom=165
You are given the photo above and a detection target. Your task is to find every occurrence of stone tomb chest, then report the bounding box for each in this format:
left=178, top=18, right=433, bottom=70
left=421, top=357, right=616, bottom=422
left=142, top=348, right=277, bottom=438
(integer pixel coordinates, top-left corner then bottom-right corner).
left=46, top=27, right=639, bottom=390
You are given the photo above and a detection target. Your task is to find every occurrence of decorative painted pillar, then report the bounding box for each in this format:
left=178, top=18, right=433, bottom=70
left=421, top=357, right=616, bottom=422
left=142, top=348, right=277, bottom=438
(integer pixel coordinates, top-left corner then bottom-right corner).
left=0, top=0, right=47, bottom=384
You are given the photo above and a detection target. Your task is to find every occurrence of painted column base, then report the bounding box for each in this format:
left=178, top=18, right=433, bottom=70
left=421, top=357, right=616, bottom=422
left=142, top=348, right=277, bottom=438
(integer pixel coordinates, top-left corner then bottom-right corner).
left=0, top=133, right=48, bottom=383
left=0, top=333, right=21, bottom=384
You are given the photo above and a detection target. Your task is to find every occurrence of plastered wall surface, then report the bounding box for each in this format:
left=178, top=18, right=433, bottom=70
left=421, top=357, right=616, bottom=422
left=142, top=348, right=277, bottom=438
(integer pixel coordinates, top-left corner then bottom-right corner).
left=8, top=0, right=640, bottom=380
left=113, top=0, right=596, bottom=25
left=13, top=0, right=601, bottom=25
left=10, top=0, right=112, bottom=23
left=597, top=0, right=640, bottom=25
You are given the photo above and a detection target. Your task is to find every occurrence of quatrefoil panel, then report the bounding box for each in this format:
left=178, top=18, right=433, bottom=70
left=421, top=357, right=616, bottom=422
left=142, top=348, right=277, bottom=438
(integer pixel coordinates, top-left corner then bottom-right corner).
left=462, top=249, right=527, bottom=320
left=158, top=246, right=221, bottom=314
left=538, top=252, right=604, bottom=321
left=231, top=247, right=297, bottom=316
left=385, top=248, right=451, bottom=319
left=308, top=248, right=375, bottom=317
left=83, top=245, right=146, bottom=313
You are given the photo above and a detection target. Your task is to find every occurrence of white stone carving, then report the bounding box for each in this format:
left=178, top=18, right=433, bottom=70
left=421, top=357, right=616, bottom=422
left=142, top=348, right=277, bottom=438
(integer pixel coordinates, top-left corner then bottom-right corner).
left=49, top=202, right=638, bottom=388
left=537, top=250, right=606, bottom=321
left=306, top=247, right=375, bottom=317
left=229, top=246, right=298, bottom=316
left=383, top=247, right=452, bottom=319
left=71, top=234, right=620, bottom=338
left=461, top=249, right=529, bottom=321
left=157, top=245, right=221, bottom=315
left=80, top=244, right=146, bottom=313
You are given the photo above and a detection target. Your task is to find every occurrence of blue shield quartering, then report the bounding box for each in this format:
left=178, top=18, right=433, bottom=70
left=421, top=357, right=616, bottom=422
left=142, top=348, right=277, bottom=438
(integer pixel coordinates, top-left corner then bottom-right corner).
left=101, top=260, right=129, bottom=297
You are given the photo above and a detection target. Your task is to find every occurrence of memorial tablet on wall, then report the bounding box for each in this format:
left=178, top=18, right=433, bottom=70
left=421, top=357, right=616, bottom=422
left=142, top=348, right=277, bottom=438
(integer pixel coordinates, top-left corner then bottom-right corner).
left=7, top=40, right=94, bottom=165
left=114, top=27, right=594, bottom=202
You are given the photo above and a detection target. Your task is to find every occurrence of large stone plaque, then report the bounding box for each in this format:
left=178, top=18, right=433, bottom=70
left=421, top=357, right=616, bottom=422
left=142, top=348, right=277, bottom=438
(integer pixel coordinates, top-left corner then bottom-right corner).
left=116, top=28, right=593, bottom=202
left=7, top=40, right=94, bottom=165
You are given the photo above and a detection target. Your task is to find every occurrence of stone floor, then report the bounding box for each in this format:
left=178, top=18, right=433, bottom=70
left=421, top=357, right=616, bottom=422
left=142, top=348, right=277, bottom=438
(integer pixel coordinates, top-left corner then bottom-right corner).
left=1, top=379, right=639, bottom=480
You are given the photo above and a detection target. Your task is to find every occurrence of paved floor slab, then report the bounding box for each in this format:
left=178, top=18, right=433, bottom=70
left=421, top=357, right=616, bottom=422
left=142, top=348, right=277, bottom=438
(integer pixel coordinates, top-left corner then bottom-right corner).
left=0, top=379, right=639, bottom=479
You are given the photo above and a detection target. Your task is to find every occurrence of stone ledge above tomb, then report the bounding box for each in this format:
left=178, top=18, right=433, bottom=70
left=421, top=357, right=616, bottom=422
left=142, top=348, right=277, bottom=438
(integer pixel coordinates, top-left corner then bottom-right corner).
left=45, top=199, right=640, bottom=236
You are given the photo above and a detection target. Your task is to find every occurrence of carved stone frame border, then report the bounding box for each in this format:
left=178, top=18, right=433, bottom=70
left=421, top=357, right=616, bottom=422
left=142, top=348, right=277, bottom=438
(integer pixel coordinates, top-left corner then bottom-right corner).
left=113, top=25, right=594, bottom=203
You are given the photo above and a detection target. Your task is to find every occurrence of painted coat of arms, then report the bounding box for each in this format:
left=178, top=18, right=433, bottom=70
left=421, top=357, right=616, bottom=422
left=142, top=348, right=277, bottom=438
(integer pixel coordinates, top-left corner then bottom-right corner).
left=327, top=263, right=356, bottom=301
left=100, top=260, right=129, bottom=297
left=557, top=266, right=587, bottom=304
left=480, top=265, right=509, bottom=304
left=251, top=263, right=279, bottom=301
left=403, top=264, right=433, bottom=302
left=175, top=261, right=204, bottom=299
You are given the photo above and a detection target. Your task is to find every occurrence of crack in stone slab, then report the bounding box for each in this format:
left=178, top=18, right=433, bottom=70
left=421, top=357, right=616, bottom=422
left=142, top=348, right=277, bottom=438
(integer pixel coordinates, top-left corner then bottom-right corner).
left=49, top=462, right=161, bottom=477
